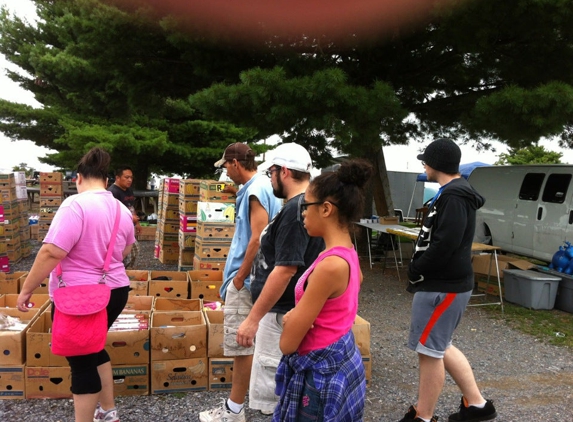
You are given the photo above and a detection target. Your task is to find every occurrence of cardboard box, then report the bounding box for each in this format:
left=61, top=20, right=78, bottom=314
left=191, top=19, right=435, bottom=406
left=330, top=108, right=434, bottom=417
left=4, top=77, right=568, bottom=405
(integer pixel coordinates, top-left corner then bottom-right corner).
left=352, top=315, right=371, bottom=356
left=197, top=202, right=236, bottom=223
left=137, top=225, right=156, bottom=241
left=107, top=326, right=150, bottom=365
left=162, top=208, right=180, bottom=221
left=25, top=366, right=72, bottom=399
left=0, top=365, right=25, bottom=399
left=0, top=187, right=17, bottom=202
left=194, top=238, right=230, bottom=261
left=161, top=192, right=179, bottom=208
left=179, top=179, right=201, bottom=197
left=148, top=271, right=188, bottom=298
left=39, top=197, right=63, bottom=208
left=179, top=198, right=199, bottom=215
left=472, top=254, right=535, bottom=278
left=159, top=247, right=180, bottom=265
left=0, top=293, right=49, bottom=311
left=123, top=295, right=154, bottom=315
left=205, top=311, right=225, bottom=358
left=112, top=364, right=149, bottom=397
left=157, top=220, right=179, bottom=235
left=126, top=270, right=149, bottom=296
left=192, top=256, right=226, bottom=272
left=208, top=357, right=233, bottom=391
left=196, top=221, right=235, bottom=242
left=0, top=308, right=40, bottom=365
left=179, top=215, right=198, bottom=233
left=150, top=311, right=207, bottom=360
left=151, top=358, right=208, bottom=394
left=179, top=231, right=197, bottom=250
left=163, top=178, right=180, bottom=194
left=475, top=275, right=505, bottom=297
left=380, top=216, right=399, bottom=224
left=188, top=270, right=224, bottom=302
left=30, top=224, right=40, bottom=240
left=39, top=184, right=62, bottom=196
left=190, top=280, right=224, bottom=302
left=158, top=232, right=179, bottom=249
left=179, top=249, right=195, bottom=266
left=199, top=180, right=237, bottom=203
left=0, top=271, right=27, bottom=294
left=0, top=256, right=10, bottom=273
left=39, top=172, right=63, bottom=183
left=26, top=313, right=69, bottom=367
left=154, top=298, right=202, bottom=312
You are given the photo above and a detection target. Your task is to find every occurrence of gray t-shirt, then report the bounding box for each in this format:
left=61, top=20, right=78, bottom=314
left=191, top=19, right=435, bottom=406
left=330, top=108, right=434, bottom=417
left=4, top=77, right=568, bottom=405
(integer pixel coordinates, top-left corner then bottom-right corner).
left=250, top=193, right=325, bottom=314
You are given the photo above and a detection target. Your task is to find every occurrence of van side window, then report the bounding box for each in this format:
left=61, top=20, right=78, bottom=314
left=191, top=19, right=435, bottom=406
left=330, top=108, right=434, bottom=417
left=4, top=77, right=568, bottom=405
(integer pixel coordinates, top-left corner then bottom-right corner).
left=519, top=173, right=545, bottom=201
left=542, top=174, right=572, bottom=204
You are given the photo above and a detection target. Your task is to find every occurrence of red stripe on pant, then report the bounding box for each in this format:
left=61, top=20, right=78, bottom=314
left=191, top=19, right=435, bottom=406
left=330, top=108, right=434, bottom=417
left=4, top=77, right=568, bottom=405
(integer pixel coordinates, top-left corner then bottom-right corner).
left=419, top=293, right=456, bottom=346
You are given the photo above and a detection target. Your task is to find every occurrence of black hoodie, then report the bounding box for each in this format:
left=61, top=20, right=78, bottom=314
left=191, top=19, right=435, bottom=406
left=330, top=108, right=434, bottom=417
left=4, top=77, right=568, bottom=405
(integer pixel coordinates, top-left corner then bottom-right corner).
left=407, top=177, right=485, bottom=293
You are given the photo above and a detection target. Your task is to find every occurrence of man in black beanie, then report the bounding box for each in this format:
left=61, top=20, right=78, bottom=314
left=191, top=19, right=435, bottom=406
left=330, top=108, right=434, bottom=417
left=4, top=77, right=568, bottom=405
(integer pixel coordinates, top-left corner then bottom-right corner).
left=398, top=138, right=497, bottom=422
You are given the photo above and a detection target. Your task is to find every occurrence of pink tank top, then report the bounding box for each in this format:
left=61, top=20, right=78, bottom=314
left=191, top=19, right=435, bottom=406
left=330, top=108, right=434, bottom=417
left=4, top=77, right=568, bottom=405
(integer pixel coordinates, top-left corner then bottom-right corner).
left=295, top=246, right=361, bottom=355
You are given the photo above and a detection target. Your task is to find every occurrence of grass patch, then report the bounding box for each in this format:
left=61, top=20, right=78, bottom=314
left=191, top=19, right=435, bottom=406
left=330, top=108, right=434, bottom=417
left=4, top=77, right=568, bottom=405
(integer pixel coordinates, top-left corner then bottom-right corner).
left=483, top=302, right=573, bottom=348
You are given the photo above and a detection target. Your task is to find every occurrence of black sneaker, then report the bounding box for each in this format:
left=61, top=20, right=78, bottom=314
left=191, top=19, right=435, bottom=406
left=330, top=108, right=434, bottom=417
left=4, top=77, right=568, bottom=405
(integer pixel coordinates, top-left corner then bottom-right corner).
left=448, top=397, right=497, bottom=422
left=399, top=405, right=439, bottom=422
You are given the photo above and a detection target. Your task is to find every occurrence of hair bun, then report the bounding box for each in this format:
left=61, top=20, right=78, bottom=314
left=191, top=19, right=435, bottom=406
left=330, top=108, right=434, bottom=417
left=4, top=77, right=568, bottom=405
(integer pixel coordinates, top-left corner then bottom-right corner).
left=337, top=159, right=373, bottom=189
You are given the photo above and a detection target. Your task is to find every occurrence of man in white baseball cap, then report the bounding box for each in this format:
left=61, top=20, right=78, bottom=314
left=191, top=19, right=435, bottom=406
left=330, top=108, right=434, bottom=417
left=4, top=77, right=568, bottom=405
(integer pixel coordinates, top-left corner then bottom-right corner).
left=237, top=142, right=325, bottom=415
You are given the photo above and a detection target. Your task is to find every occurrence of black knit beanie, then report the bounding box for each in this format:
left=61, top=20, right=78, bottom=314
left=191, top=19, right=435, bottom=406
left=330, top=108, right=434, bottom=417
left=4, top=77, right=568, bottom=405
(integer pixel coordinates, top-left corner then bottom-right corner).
left=417, top=138, right=461, bottom=174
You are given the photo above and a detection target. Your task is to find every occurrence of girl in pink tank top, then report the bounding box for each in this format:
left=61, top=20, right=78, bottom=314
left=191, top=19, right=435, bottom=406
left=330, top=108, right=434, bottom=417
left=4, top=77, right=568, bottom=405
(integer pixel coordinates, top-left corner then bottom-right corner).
left=274, top=159, right=373, bottom=422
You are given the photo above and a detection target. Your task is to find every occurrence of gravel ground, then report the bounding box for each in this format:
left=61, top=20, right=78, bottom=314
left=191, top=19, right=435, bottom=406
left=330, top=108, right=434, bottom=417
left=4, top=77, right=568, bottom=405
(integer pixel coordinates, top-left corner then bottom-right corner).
left=2, top=239, right=573, bottom=421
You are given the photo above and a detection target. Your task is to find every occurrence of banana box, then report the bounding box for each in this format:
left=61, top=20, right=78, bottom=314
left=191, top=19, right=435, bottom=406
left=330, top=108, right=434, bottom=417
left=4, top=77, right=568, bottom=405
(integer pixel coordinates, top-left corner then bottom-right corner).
left=197, top=202, right=235, bottom=223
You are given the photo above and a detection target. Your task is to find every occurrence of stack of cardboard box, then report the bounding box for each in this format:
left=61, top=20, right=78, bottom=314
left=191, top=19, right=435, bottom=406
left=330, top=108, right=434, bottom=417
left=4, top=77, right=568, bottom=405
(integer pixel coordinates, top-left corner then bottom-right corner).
left=193, top=180, right=236, bottom=273
left=156, top=178, right=180, bottom=264
left=149, top=297, right=209, bottom=394
left=0, top=292, right=49, bottom=399
left=178, top=179, right=201, bottom=271
left=38, top=172, right=63, bottom=242
left=14, top=172, right=31, bottom=259
left=1, top=173, right=22, bottom=270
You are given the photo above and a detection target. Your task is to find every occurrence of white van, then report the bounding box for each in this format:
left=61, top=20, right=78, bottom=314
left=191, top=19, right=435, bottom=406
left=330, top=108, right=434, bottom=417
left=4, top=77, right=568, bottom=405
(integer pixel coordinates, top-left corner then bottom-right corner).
left=468, top=165, right=573, bottom=263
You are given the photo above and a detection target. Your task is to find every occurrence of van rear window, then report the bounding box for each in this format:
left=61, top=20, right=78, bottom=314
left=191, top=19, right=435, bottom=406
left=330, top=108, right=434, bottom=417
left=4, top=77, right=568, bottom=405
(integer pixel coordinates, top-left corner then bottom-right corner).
left=542, top=173, right=572, bottom=204
left=519, top=173, right=545, bottom=200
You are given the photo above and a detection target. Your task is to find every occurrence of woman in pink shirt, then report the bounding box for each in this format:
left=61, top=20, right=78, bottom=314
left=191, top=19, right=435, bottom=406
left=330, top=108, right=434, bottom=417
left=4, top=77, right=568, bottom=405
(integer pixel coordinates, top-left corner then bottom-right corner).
left=18, top=147, right=135, bottom=422
left=275, top=159, right=372, bottom=422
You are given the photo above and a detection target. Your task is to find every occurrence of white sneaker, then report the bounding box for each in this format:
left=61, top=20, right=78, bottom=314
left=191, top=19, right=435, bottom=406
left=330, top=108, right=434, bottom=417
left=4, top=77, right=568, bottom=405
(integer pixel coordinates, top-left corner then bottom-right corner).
left=199, top=400, right=246, bottom=422
left=260, top=409, right=274, bottom=415
left=93, top=404, right=119, bottom=422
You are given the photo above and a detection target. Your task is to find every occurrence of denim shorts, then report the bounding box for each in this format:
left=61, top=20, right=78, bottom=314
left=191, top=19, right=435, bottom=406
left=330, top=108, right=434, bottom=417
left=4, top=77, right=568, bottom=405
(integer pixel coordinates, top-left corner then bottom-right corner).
left=297, top=370, right=324, bottom=422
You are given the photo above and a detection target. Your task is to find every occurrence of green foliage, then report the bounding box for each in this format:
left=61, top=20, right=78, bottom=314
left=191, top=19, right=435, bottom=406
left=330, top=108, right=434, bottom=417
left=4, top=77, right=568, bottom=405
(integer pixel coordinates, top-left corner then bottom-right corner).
left=190, top=66, right=410, bottom=167
left=0, top=0, right=269, bottom=186
left=495, top=144, right=563, bottom=165
left=11, top=162, right=35, bottom=177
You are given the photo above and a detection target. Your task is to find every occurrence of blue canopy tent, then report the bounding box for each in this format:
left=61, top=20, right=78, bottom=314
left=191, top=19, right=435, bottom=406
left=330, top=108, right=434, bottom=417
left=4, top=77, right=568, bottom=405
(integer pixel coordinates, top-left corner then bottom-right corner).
left=407, top=161, right=490, bottom=217
left=415, top=161, right=490, bottom=182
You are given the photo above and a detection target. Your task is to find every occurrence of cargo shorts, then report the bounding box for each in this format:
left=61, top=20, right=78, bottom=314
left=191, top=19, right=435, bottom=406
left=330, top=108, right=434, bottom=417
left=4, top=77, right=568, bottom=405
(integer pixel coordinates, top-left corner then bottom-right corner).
left=223, top=282, right=254, bottom=356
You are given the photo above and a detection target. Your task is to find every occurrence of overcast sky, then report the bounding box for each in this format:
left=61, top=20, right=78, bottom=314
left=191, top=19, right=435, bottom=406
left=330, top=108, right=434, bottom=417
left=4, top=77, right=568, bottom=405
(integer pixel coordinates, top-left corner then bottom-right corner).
left=1, top=0, right=572, bottom=176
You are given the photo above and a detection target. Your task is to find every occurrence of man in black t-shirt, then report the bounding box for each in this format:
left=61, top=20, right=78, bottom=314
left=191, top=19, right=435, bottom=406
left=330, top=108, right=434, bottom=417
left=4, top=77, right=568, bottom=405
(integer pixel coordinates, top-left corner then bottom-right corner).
left=108, top=166, right=141, bottom=268
left=236, top=143, right=325, bottom=415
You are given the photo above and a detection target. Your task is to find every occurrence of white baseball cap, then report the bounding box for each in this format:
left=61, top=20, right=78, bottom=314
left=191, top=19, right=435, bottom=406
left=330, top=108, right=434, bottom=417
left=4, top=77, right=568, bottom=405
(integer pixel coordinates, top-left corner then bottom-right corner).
left=260, top=143, right=313, bottom=173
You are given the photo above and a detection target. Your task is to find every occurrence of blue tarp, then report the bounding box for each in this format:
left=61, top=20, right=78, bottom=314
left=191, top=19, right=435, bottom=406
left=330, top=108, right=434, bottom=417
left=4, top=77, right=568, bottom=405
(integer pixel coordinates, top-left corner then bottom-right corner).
left=416, top=161, right=490, bottom=182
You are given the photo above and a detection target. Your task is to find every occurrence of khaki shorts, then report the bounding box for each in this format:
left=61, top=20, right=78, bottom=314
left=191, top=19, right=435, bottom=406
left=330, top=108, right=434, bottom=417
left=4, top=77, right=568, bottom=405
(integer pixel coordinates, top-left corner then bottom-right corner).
left=223, top=283, right=254, bottom=356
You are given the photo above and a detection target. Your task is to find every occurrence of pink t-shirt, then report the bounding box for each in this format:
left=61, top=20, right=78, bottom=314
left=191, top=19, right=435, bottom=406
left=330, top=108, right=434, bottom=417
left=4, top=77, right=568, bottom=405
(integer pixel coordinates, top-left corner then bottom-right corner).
left=44, top=190, right=136, bottom=298
left=294, top=246, right=361, bottom=355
